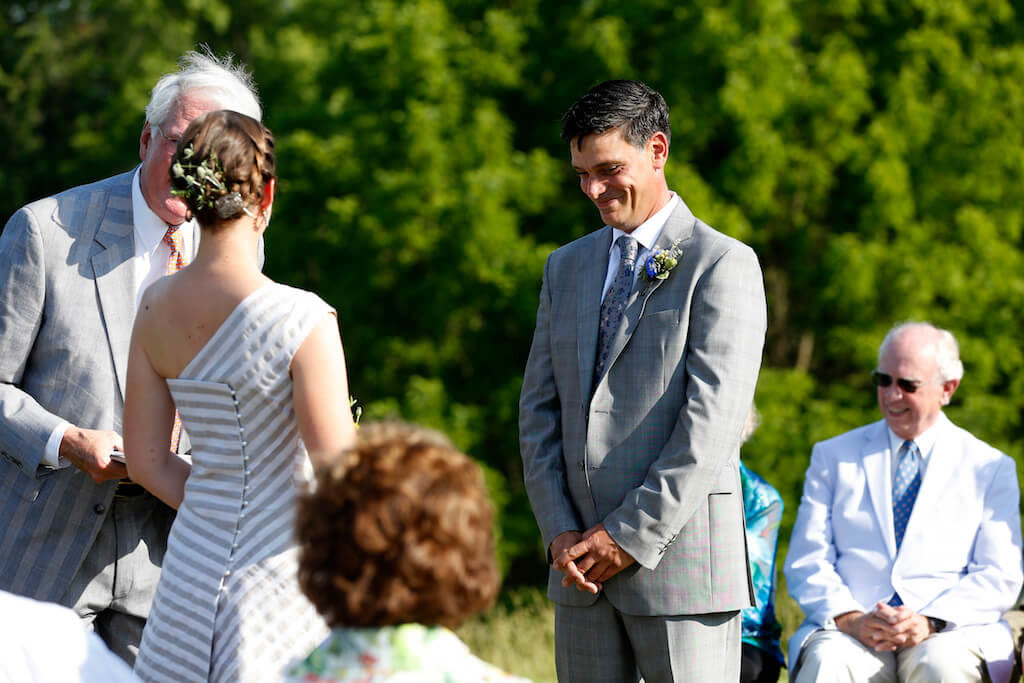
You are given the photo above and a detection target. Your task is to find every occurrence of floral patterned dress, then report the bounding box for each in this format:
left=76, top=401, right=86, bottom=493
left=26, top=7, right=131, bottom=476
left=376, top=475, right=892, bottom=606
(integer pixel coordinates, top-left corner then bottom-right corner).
left=284, top=624, right=531, bottom=682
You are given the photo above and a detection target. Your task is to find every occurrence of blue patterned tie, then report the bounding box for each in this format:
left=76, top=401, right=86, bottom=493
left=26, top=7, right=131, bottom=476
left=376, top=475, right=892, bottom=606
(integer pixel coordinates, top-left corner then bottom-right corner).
left=889, top=440, right=921, bottom=606
left=594, top=235, right=638, bottom=385
left=893, top=440, right=921, bottom=550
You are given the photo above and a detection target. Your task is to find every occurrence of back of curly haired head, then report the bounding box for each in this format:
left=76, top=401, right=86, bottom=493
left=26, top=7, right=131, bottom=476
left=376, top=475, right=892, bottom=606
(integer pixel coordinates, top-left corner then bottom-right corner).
left=296, top=422, right=500, bottom=629
left=170, top=110, right=276, bottom=227
left=561, top=79, right=671, bottom=150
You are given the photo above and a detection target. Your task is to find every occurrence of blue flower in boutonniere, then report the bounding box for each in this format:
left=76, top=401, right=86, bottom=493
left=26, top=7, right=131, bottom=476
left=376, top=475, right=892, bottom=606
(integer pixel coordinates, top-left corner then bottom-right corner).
left=641, top=239, right=683, bottom=294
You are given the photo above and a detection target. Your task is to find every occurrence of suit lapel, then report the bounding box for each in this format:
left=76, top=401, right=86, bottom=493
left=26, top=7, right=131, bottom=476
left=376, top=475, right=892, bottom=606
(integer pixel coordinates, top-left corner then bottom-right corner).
left=87, top=177, right=137, bottom=400
left=602, top=202, right=695, bottom=379
left=861, top=422, right=896, bottom=558
left=577, top=228, right=613, bottom=401
left=902, top=415, right=956, bottom=547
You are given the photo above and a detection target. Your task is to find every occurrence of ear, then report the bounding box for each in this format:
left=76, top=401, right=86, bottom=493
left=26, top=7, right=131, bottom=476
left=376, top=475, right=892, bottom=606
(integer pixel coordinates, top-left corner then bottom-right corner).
left=139, top=123, right=153, bottom=162
left=648, top=131, right=669, bottom=170
left=940, top=378, right=960, bottom=405
left=261, top=178, right=276, bottom=211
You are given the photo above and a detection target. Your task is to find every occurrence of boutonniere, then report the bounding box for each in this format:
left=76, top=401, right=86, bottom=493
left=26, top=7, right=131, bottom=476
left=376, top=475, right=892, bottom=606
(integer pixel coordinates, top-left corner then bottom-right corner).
left=641, top=239, right=683, bottom=294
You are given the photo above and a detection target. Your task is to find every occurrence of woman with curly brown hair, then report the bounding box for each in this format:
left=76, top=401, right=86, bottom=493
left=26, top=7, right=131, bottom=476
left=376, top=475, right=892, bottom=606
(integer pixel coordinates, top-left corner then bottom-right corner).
left=123, top=109, right=356, bottom=682
left=285, top=422, right=530, bottom=682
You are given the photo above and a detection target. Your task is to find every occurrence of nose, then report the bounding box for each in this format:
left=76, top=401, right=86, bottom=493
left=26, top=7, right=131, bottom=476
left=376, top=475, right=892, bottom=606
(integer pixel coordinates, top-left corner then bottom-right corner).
left=883, top=382, right=904, bottom=400
left=581, top=175, right=605, bottom=200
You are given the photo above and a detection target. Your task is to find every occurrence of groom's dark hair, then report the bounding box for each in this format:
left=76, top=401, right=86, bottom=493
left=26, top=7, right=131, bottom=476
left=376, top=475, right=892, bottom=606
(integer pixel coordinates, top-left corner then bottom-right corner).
left=561, top=79, right=671, bottom=150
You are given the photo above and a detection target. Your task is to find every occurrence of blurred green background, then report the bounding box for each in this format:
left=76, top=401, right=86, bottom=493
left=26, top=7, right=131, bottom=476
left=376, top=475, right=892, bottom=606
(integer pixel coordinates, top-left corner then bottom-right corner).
left=4, top=1, right=1024, bottom=678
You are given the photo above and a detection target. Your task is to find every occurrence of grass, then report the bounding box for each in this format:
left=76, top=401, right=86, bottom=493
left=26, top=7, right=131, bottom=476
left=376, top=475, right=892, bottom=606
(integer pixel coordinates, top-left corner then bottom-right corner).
left=458, top=587, right=556, bottom=682
left=458, top=577, right=806, bottom=683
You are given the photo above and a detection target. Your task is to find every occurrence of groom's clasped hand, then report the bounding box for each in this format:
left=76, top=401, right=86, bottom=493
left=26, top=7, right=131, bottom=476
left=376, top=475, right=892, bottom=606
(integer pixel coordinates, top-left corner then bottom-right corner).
left=552, top=523, right=636, bottom=593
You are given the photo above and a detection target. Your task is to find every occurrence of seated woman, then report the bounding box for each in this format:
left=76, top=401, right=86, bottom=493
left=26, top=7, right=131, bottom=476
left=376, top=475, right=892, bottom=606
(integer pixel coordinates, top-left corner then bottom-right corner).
left=741, top=461, right=786, bottom=683
left=740, top=406, right=786, bottom=683
left=286, top=422, right=531, bottom=682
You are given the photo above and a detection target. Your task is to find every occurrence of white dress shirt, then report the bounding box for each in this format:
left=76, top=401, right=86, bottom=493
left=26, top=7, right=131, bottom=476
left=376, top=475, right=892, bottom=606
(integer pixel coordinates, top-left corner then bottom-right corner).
left=41, top=169, right=196, bottom=468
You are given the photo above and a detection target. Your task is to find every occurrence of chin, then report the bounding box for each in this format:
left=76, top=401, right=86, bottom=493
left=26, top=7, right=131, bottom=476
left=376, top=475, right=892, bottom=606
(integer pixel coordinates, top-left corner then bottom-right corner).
left=889, top=424, right=918, bottom=441
left=164, top=201, right=189, bottom=222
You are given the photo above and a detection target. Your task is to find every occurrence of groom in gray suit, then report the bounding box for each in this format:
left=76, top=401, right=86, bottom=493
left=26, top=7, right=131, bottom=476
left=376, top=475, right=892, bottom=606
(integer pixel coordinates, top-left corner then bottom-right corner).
left=520, top=80, right=767, bottom=681
left=0, top=50, right=262, bottom=664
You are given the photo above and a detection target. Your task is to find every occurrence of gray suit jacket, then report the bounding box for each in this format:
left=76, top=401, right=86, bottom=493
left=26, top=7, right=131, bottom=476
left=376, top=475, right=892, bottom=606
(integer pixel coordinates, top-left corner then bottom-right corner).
left=0, top=170, right=190, bottom=603
left=519, top=200, right=766, bottom=616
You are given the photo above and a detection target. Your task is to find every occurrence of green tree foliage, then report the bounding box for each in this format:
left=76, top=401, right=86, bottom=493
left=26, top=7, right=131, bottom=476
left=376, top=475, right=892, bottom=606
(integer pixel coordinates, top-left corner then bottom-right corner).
left=3, top=0, right=1024, bottom=583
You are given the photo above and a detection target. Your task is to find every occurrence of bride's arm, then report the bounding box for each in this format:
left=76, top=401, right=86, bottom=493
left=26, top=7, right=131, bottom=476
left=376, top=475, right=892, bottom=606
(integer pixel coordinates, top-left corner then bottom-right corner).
left=291, top=313, right=357, bottom=468
left=123, top=305, right=191, bottom=509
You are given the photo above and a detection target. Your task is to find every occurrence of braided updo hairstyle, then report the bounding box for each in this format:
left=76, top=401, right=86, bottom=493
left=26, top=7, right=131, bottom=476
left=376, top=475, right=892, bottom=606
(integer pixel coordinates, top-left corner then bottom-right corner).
left=169, top=110, right=275, bottom=228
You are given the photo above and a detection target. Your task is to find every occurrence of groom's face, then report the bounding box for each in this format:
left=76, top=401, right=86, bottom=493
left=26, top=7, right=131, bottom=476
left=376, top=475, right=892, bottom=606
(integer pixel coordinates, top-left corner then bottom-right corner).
left=570, top=127, right=668, bottom=232
left=138, top=92, right=218, bottom=226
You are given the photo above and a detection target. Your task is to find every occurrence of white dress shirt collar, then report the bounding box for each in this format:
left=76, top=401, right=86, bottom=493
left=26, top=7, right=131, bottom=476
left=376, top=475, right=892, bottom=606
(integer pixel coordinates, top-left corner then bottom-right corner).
left=131, top=169, right=174, bottom=255
left=607, top=192, right=681, bottom=256
left=600, top=193, right=681, bottom=301
left=886, top=412, right=947, bottom=479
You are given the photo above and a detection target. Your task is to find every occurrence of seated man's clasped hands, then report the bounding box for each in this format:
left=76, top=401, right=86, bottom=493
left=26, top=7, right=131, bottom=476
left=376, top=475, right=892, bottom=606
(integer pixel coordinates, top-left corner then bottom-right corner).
left=785, top=321, right=1024, bottom=683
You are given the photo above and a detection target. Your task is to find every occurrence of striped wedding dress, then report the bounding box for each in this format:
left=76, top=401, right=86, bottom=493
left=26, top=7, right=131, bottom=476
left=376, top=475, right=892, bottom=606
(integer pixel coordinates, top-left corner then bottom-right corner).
left=135, top=283, right=331, bottom=683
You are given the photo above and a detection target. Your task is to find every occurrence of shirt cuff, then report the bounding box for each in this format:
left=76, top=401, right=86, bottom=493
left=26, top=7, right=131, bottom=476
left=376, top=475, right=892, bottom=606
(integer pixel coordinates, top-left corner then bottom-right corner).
left=41, top=422, right=71, bottom=468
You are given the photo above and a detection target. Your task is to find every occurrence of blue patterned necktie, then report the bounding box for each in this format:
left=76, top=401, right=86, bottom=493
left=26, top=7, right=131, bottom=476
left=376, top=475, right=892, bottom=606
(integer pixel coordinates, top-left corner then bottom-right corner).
left=594, top=235, right=638, bottom=385
left=888, top=440, right=921, bottom=606
left=893, top=440, right=922, bottom=550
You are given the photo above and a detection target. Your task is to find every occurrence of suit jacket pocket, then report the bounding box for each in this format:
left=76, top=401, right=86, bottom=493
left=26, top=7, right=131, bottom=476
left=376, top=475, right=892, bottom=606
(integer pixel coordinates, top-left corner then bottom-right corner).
left=707, top=491, right=753, bottom=610
left=640, top=307, right=681, bottom=325
left=21, top=465, right=63, bottom=501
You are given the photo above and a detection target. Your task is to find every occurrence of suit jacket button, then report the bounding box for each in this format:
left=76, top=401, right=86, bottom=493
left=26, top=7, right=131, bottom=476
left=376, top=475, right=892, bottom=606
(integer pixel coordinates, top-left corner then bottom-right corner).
left=93, top=503, right=106, bottom=514
left=577, top=461, right=585, bottom=471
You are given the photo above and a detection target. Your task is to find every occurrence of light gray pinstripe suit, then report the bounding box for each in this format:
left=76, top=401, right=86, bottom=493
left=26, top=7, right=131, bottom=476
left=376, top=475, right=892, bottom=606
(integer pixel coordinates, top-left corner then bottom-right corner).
left=520, top=200, right=766, bottom=680
left=0, top=171, right=188, bottom=615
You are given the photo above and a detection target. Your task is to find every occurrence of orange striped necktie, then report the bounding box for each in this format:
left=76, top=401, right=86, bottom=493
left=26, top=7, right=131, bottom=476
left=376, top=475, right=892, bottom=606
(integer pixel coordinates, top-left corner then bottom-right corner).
left=162, top=224, right=189, bottom=451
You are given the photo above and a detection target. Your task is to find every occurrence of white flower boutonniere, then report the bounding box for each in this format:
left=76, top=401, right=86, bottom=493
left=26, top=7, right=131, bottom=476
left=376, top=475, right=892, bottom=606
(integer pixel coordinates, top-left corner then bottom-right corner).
left=641, top=239, right=683, bottom=294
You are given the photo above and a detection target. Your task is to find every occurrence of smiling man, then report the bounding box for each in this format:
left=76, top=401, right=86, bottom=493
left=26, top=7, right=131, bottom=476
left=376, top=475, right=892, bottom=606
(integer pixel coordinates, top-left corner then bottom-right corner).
left=519, top=79, right=767, bottom=681
left=785, top=321, right=1024, bottom=683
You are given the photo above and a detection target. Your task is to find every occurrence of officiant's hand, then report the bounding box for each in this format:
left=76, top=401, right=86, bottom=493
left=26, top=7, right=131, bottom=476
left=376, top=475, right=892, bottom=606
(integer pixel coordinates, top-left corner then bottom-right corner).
left=60, top=427, right=127, bottom=483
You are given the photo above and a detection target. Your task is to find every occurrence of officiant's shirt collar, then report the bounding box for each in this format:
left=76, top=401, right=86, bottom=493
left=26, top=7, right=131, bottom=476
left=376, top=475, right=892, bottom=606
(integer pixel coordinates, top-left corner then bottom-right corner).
left=131, top=168, right=174, bottom=253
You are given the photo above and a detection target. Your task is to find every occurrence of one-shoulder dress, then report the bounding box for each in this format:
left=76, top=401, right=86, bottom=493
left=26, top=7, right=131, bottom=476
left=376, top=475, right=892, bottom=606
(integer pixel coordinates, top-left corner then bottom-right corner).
left=134, top=283, right=332, bottom=683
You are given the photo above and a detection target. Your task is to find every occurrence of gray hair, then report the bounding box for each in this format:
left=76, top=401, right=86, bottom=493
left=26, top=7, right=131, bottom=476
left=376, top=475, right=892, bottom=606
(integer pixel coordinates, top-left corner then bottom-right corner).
left=740, top=403, right=761, bottom=444
left=145, top=47, right=262, bottom=127
left=878, top=321, right=964, bottom=382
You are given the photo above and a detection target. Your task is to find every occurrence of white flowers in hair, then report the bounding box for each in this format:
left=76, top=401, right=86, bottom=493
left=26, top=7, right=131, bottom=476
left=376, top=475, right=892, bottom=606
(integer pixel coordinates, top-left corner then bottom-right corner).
left=170, top=145, right=254, bottom=220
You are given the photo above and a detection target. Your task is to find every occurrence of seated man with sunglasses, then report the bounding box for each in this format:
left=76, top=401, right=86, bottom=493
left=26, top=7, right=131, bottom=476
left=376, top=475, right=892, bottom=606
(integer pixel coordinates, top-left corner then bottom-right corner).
left=785, top=321, right=1023, bottom=683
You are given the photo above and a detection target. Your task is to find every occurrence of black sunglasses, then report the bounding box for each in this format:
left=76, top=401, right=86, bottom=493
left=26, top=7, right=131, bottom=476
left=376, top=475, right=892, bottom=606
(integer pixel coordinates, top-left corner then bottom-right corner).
left=870, top=370, right=936, bottom=394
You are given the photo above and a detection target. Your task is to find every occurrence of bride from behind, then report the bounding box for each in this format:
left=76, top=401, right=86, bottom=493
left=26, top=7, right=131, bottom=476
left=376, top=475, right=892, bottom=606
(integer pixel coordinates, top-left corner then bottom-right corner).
left=124, top=110, right=356, bottom=682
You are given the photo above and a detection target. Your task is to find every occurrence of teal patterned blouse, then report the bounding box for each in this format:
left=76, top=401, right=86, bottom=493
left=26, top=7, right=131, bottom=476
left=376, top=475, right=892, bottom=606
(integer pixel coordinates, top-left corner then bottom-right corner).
left=740, top=462, right=786, bottom=666
left=284, top=623, right=532, bottom=682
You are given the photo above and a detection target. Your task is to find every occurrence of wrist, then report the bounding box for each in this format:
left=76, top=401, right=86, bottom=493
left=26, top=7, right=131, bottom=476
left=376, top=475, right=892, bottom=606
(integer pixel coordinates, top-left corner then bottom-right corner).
left=926, top=617, right=947, bottom=633
left=834, top=611, right=863, bottom=633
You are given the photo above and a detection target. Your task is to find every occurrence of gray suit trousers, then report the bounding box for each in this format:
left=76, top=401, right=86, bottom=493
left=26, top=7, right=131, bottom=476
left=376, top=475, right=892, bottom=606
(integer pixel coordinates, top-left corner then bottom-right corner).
left=555, top=596, right=741, bottom=682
